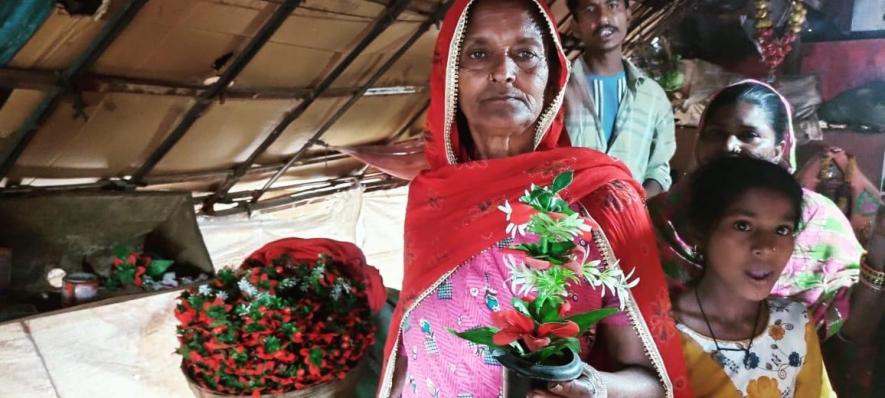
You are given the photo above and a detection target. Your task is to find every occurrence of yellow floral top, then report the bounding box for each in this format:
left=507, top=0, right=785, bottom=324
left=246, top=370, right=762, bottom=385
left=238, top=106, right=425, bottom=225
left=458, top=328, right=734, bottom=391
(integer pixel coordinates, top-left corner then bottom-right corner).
left=677, top=298, right=836, bottom=397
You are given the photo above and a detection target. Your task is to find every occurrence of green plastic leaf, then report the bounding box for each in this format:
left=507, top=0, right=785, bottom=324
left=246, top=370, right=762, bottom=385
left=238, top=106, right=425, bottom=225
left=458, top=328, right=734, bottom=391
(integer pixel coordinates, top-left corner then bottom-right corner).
left=534, top=346, right=558, bottom=363
left=146, top=259, right=174, bottom=278
left=567, top=308, right=619, bottom=333
left=115, top=265, right=136, bottom=286
left=449, top=327, right=498, bottom=347
left=561, top=336, right=580, bottom=354
left=539, top=298, right=561, bottom=323
left=310, top=348, right=324, bottom=367
left=548, top=240, right=576, bottom=258
left=551, top=171, right=574, bottom=193
left=113, top=245, right=130, bottom=260
left=264, top=336, right=281, bottom=353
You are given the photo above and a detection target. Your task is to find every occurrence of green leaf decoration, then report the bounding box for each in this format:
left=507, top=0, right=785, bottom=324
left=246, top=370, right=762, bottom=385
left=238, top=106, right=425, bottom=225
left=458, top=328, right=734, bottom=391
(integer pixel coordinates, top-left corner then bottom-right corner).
left=561, top=336, right=580, bottom=354
left=113, top=245, right=131, bottom=260
left=146, top=259, right=174, bottom=278
left=309, top=348, right=324, bottom=367
left=567, top=308, right=618, bottom=333
left=539, top=297, right=562, bottom=323
left=548, top=240, right=576, bottom=258
left=115, top=265, right=136, bottom=286
left=280, top=323, right=297, bottom=337
left=264, top=336, right=281, bottom=353
left=534, top=346, right=558, bottom=363
left=551, top=171, right=574, bottom=193
left=449, top=327, right=498, bottom=347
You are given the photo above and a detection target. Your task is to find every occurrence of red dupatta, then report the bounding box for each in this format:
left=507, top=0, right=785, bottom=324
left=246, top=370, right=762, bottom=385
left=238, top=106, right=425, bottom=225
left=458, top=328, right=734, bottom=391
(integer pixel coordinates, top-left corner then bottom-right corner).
left=378, top=1, right=691, bottom=396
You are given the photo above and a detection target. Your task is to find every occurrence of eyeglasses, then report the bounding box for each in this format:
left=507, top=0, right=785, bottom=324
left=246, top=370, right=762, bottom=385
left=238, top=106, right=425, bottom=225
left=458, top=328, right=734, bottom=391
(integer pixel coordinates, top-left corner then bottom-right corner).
left=459, top=48, right=544, bottom=72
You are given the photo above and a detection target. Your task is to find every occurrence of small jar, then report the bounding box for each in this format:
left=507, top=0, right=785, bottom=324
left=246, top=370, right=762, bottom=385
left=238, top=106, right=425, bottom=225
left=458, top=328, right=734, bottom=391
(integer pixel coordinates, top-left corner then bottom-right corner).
left=62, top=272, right=99, bottom=307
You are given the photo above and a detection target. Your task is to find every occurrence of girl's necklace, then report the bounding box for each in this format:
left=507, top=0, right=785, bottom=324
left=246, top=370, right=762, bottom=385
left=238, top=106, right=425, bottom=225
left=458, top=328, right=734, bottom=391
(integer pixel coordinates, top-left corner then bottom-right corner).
left=694, top=287, right=764, bottom=366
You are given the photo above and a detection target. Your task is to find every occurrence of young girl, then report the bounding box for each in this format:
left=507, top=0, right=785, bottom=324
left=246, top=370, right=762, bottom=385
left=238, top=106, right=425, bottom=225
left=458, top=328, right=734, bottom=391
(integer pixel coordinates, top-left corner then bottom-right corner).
left=673, top=156, right=835, bottom=397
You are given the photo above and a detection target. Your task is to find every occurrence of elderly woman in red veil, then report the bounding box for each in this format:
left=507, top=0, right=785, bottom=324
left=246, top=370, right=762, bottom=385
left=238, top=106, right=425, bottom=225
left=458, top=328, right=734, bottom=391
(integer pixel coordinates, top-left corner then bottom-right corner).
left=378, top=1, right=690, bottom=397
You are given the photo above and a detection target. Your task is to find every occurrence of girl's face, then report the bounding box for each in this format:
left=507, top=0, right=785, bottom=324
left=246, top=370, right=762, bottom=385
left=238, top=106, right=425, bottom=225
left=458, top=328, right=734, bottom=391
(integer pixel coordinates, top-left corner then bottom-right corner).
left=695, top=101, right=783, bottom=166
left=702, top=188, right=797, bottom=302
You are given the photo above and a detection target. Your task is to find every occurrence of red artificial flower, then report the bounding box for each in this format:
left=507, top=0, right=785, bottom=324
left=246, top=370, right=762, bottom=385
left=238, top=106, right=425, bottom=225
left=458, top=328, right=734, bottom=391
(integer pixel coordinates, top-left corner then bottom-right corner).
left=537, top=321, right=579, bottom=339
left=509, top=202, right=537, bottom=225
left=491, top=309, right=545, bottom=350
left=175, top=306, right=196, bottom=325
left=491, top=310, right=579, bottom=352
left=134, top=266, right=146, bottom=287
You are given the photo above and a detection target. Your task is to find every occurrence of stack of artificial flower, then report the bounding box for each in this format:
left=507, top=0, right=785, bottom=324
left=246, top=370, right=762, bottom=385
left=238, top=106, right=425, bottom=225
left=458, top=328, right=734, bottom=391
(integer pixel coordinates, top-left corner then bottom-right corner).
left=175, top=252, right=375, bottom=395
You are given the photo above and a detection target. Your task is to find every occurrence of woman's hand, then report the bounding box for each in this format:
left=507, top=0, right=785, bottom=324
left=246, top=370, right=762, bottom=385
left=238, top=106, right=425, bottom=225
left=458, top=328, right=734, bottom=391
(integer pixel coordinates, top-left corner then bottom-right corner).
left=527, top=380, right=596, bottom=398
left=528, top=367, right=606, bottom=398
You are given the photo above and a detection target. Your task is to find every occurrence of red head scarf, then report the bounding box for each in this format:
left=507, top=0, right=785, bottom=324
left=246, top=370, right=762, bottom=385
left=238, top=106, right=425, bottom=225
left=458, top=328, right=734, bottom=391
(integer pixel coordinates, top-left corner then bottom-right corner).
left=379, top=1, right=690, bottom=396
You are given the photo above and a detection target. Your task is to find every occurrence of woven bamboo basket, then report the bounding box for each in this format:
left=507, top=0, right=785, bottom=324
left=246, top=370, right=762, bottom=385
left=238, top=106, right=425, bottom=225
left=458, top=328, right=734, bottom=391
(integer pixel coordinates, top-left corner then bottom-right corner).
left=183, top=360, right=366, bottom=398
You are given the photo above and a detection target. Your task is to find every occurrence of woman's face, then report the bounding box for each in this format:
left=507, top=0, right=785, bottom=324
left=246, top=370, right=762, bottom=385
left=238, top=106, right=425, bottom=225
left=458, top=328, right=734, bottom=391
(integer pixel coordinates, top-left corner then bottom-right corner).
left=695, top=101, right=783, bottom=166
left=457, top=0, right=550, bottom=140
left=702, top=188, right=796, bottom=302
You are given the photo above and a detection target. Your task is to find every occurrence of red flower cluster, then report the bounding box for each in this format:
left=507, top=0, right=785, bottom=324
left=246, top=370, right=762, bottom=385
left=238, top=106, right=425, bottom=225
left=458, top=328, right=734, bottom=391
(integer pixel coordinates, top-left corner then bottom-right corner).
left=106, top=252, right=151, bottom=288
left=175, top=254, right=375, bottom=395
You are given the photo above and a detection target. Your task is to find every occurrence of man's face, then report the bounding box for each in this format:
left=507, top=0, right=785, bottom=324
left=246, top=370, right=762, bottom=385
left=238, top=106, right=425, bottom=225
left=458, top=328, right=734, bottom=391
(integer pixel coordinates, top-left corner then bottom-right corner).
left=571, top=0, right=630, bottom=54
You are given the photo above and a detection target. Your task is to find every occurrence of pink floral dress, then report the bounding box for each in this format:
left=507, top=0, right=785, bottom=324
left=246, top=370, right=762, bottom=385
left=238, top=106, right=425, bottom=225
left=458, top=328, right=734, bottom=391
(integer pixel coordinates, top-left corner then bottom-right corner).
left=398, top=234, right=627, bottom=398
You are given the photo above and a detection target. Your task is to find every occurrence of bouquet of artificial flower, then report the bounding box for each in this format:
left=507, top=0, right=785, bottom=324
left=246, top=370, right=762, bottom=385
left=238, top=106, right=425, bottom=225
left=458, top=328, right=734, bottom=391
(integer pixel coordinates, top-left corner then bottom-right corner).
left=451, top=171, right=637, bottom=364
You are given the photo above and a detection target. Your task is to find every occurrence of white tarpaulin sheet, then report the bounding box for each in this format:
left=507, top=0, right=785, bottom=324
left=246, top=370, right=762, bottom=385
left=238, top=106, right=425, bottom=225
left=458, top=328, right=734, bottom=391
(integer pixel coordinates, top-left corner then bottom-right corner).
left=0, top=185, right=408, bottom=397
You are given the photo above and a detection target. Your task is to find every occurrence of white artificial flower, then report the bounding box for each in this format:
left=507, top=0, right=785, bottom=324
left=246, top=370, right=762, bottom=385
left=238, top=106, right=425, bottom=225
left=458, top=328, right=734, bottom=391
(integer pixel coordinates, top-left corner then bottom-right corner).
left=498, top=200, right=531, bottom=238
left=504, top=254, right=537, bottom=296
left=505, top=222, right=529, bottom=238
left=497, top=200, right=513, bottom=220
left=198, top=284, right=213, bottom=296
left=237, top=279, right=258, bottom=299
left=162, top=272, right=178, bottom=287
left=216, top=291, right=229, bottom=302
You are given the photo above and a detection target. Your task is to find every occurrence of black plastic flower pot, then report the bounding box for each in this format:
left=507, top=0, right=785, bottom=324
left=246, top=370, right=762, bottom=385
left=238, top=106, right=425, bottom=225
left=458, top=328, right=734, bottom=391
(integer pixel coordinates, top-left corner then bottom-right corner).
left=495, top=348, right=583, bottom=398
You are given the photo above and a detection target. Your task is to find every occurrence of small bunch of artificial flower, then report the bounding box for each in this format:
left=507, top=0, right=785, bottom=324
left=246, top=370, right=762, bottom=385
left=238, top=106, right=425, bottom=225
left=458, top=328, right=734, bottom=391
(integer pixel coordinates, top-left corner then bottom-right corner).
left=451, top=171, right=637, bottom=364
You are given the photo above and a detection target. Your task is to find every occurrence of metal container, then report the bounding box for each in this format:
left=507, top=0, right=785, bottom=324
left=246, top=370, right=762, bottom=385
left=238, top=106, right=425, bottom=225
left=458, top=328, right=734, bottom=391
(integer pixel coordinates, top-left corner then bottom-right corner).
left=62, top=272, right=99, bottom=306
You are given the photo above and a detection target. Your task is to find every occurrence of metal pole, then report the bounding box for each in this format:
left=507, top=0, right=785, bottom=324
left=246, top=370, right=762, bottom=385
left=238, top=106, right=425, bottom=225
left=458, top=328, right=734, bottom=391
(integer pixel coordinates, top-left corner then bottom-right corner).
left=246, top=0, right=453, bottom=204
left=128, top=0, right=304, bottom=184
left=201, top=0, right=419, bottom=211
left=0, top=0, right=150, bottom=181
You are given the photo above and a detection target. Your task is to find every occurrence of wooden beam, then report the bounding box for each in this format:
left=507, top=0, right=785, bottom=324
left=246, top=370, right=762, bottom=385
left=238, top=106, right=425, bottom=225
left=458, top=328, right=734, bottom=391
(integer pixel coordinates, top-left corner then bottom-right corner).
left=0, top=67, right=425, bottom=100
left=0, top=0, right=150, bottom=180
left=127, top=0, right=306, bottom=184
left=200, top=0, right=420, bottom=212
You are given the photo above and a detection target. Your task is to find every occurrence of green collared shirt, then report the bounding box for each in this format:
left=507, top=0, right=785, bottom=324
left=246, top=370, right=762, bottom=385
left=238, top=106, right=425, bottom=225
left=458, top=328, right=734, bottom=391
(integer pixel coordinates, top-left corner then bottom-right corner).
left=564, top=58, right=676, bottom=190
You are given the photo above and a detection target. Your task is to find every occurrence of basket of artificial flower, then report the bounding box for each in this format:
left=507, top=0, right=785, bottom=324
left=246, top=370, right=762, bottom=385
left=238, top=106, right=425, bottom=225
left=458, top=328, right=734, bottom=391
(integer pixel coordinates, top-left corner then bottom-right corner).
left=174, top=238, right=385, bottom=397
left=451, top=172, right=638, bottom=398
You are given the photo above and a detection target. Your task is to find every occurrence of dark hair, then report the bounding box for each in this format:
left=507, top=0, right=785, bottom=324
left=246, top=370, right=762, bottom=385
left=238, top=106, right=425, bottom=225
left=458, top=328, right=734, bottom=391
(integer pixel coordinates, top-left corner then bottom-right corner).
left=566, top=0, right=630, bottom=16
left=686, top=156, right=803, bottom=240
left=702, top=82, right=789, bottom=143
